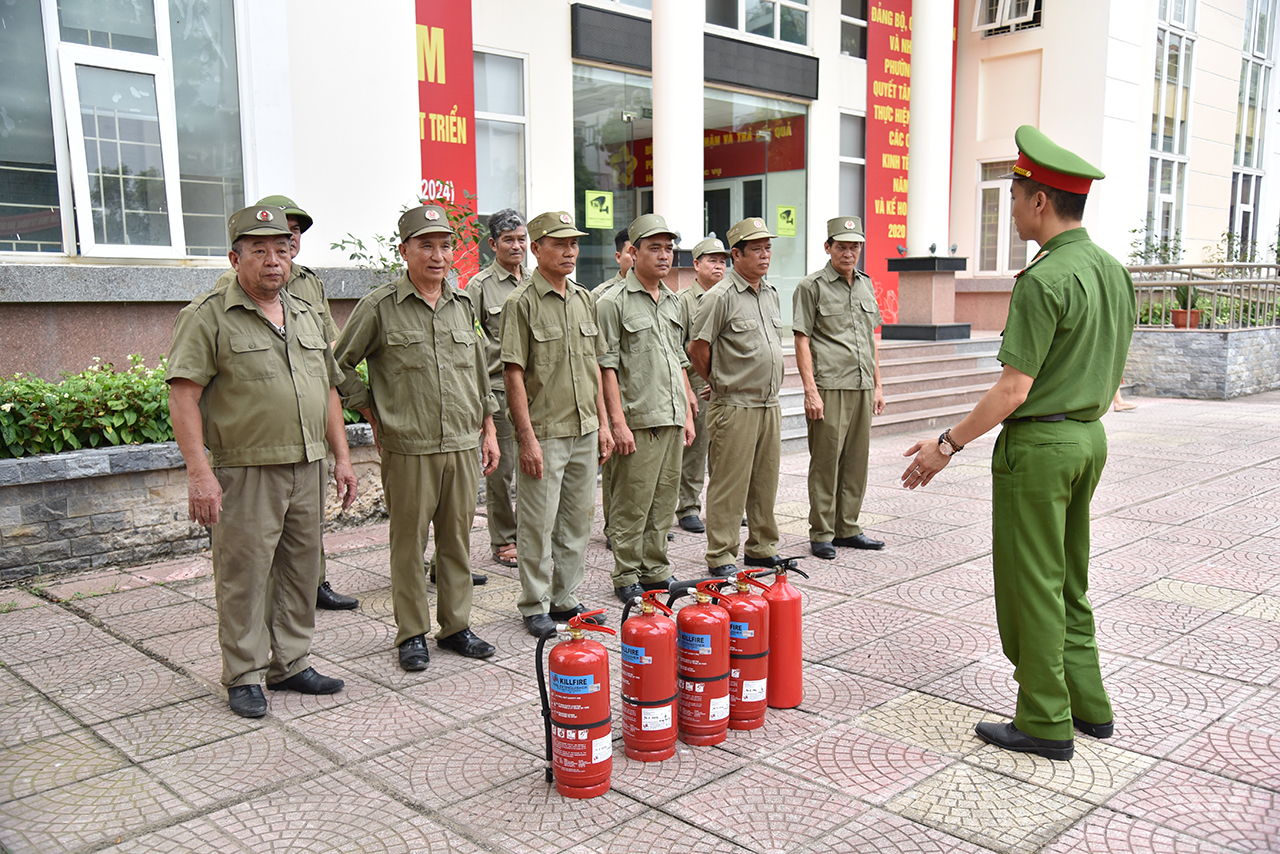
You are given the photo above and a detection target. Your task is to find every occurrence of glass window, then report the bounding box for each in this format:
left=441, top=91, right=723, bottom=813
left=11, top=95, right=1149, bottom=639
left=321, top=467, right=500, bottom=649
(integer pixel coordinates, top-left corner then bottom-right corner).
left=840, top=0, right=866, bottom=58
left=707, top=0, right=738, bottom=28
left=975, top=160, right=1030, bottom=275
left=1148, top=0, right=1196, bottom=248
left=59, top=0, right=158, bottom=54
left=475, top=52, right=524, bottom=117
left=473, top=51, right=527, bottom=222
left=708, top=0, right=809, bottom=46
left=746, top=0, right=774, bottom=37
left=838, top=113, right=865, bottom=224
left=974, top=0, right=1041, bottom=35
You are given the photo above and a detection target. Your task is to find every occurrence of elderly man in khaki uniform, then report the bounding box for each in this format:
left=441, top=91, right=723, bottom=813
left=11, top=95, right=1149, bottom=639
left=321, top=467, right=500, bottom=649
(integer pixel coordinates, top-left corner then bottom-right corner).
left=212, top=195, right=359, bottom=611
left=689, top=218, right=785, bottom=577
left=597, top=214, right=696, bottom=602
left=794, top=217, right=887, bottom=560
left=334, top=205, right=500, bottom=670
left=675, top=237, right=729, bottom=534
left=168, top=204, right=358, bottom=718
left=501, top=211, right=614, bottom=637
left=465, top=208, right=528, bottom=574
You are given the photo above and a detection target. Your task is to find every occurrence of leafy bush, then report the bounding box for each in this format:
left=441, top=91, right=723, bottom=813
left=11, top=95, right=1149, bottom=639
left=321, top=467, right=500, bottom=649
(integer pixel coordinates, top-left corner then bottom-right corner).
left=1, top=356, right=173, bottom=458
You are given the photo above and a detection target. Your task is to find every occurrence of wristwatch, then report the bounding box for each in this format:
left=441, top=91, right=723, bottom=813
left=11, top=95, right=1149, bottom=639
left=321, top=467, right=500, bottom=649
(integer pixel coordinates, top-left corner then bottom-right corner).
left=938, top=429, right=963, bottom=456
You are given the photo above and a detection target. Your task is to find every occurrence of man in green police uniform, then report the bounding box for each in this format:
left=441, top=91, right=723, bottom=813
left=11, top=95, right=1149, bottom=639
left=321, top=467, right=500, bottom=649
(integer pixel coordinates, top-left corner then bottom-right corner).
left=334, top=205, right=501, bottom=671
left=689, top=217, right=785, bottom=577
left=501, top=211, right=614, bottom=637
left=597, top=214, right=696, bottom=602
left=213, top=195, right=359, bottom=611
left=675, top=237, right=729, bottom=534
left=168, top=204, right=358, bottom=718
left=794, top=216, right=886, bottom=560
left=465, top=208, right=528, bottom=574
left=902, top=126, right=1136, bottom=761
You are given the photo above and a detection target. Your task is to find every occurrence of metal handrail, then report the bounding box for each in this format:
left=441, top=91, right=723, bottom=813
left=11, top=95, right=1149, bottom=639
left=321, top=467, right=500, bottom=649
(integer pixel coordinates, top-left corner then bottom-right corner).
left=1126, top=264, right=1280, bottom=330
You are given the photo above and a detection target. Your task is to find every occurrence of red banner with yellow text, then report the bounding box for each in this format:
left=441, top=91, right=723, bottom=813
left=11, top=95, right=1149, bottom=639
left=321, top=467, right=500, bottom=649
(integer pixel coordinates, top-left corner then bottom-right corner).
left=865, top=0, right=912, bottom=325
left=416, top=0, right=478, bottom=278
left=619, top=116, right=807, bottom=188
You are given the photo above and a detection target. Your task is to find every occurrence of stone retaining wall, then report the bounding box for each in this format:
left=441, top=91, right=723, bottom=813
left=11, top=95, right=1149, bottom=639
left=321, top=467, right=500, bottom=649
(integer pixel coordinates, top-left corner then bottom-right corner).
left=0, top=425, right=379, bottom=582
left=1125, top=327, right=1280, bottom=399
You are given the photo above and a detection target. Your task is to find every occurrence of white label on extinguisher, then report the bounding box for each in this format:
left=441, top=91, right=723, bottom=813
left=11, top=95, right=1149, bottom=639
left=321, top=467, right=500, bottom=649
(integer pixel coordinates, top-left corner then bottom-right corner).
left=742, top=678, right=767, bottom=702
left=642, top=704, right=673, bottom=731
left=709, top=695, right=729, bottom=720
left=591, top=733, right=612, bottom=764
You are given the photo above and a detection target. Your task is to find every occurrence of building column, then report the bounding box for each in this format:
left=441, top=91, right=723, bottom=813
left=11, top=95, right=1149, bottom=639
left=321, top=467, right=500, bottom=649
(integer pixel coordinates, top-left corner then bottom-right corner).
left=885, top=0, right=968, bottom=340
left=652, top=0, right=704, bottom=264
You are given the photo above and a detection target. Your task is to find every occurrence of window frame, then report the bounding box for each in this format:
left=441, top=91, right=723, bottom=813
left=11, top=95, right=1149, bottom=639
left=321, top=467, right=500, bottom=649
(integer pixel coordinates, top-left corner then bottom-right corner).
left=838, top=110, right=867, bottom=223
left=705, top=0, right=812, bottom=51
left=840, top=1, right=868, bottom=59
left=472, top=46, right=531, bottom=219
left=974, top=160, right=1033, bottom=277
left=973, top=0, right=1036, bottom=33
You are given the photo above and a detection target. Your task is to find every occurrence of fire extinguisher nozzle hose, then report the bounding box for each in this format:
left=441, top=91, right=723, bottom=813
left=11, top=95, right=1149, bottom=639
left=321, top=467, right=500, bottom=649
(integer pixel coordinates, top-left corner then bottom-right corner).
left=534, top=629, right=559, bottom=784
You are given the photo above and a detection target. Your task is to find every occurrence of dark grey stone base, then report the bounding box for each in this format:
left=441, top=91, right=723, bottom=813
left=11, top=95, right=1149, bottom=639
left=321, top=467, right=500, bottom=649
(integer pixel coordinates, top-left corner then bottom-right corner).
left=880, top=323, right=972, bottom=341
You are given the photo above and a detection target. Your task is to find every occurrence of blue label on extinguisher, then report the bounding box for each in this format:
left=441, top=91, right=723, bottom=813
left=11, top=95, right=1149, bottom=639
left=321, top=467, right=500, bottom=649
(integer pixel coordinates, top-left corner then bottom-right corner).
left=621, top=642, right=647, bottom=664
left=550, top=671, right=597, bottom=695
left=730, top=621, right=754, bottom=639
left=678, top=630, right=712, bottom=653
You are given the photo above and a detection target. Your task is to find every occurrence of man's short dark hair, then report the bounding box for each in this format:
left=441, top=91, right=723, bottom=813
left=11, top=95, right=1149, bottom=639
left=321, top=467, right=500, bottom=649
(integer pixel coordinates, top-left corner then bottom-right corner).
left=488, top=209, right=524, bottom=242
left=614, top=228, right=630, bottom=253
left=1014, top=177, right=1088, bottom=221
left=231, top=237, right=246, bottom=256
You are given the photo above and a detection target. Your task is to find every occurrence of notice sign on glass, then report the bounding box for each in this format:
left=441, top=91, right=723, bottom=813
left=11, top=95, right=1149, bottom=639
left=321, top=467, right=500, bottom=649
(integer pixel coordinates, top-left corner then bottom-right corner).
left=776, top=206, right=797, bottom=237
left=864, top=0, right=912, bottom=325
left=584, top=191, right=614, bottom=230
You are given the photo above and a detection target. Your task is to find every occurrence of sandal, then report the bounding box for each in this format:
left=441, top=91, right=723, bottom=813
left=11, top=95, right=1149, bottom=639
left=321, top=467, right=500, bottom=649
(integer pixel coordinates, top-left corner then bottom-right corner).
left=493, top=543, right=518, bottom=567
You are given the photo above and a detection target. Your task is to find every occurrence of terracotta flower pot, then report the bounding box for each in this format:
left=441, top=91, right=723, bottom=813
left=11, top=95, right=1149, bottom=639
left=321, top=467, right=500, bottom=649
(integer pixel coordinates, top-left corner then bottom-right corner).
left=1171, top=308, right=1202, bottom=329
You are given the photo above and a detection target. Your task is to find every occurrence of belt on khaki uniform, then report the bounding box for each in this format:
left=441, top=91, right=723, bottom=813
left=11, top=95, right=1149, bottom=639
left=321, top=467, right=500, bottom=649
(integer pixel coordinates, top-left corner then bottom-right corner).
left=1002, top=413, right=1067, bottom=424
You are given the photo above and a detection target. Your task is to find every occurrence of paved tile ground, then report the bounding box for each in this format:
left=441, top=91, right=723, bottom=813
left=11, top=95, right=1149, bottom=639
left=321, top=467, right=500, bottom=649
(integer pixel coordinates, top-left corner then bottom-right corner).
left=2, top=392, right=1279, bottom=854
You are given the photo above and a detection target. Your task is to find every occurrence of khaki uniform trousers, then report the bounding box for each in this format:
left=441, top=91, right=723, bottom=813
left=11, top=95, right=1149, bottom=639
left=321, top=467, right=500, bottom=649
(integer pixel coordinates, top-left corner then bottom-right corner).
left=704, top=402, right=781, bottom=568
left=806, top=388, right=874, bottom=542
left=992, top=419, right=1113, bottom=741
left=486, top=390, right=518, bottom=549
left=607, top=425, right=682, bottom=588
left=516, top=432, right=597, bottom=616
left=211, top=461, right=323, bottom=688
left=383, top=449, right=479, bottom=646
left=677, top=387, right=709, bottom=519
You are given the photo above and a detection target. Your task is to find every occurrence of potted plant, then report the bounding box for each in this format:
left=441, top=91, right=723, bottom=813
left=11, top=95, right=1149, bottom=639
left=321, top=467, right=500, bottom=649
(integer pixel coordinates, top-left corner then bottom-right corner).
left=1170, top=284, right=1202, bottom=329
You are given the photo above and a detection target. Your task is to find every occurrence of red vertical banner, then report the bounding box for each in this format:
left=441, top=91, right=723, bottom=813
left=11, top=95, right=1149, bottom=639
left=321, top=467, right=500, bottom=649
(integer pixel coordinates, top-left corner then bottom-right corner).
left=865, top=1, right=912, bottom=325
left=415, top=1, right=478, bottom=278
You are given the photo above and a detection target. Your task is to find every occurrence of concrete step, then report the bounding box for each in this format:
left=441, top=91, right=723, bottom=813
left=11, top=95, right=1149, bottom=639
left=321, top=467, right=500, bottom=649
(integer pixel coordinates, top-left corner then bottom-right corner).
left=878, top=351, right=1001, bottom=378
left=877, top=337, right=1002, bottom=360
left=880, top=366, right=1003, bottom=395
left=883, top=384, right=991, bottom=414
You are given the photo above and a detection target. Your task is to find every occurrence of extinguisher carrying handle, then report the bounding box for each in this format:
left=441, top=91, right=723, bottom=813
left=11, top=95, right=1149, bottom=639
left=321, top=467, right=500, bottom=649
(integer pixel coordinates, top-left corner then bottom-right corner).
left=533, top=624, right=560, bottom=783
left=735, top=571, right=773, bottom=593
left=568, top=609, right=618, bottom=636
left=747, top=559, right=810, bottom=580
left=623, top=589, right=673, bottom=624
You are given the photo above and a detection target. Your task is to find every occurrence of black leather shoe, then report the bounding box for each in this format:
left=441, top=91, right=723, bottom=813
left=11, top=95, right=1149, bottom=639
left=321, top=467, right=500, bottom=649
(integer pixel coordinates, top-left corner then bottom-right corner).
left=833, top=533, right=884, bottom=550
left=667, top=532, right=675, bottom=541
left=641, top=577, right=673, bottom=592
left=316, top=581, right=359, bottom=610
left=709, top=564, right=737, bottom=578
left=228, top=684, right=267, bottom=718
left=524, top=613, right=557, bottom=638
left=810, top=541, right=836, bottom=560
left=437, top=628, right=495, bottom=659
left=679, top=514, right=705, bottom=533
left=741, top=517, right=748, bottom=527
left=605, top=537, right=612, bottom=551
left=1073, top=716, right=1114, bottom=739
left=744, top=554, right=783, bottom=568
left=427, top=566, right=488, bottom=586
left=974, top=721, right=1073, bottom=761
left=398, top=635, right=430, bottom=671
left=615, top=583, right=643, bottom=604
left=267, top=667, right=344, bottom=695
left=549, top=604, right=605, bottom=626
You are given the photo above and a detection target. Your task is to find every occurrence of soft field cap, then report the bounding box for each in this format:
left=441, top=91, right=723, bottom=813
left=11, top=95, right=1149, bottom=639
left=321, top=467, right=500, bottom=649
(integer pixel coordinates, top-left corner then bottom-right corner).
left=726, top=217, right=775, bottom=246
left=256, top=195, right=313, bottom=233
left=228, top=205, right=292, bottom=242
left=692, top=237, right=729, bottom=259
left=527, top=211, right=588, bottom=241
left=398, top=205, right=454, bottom=242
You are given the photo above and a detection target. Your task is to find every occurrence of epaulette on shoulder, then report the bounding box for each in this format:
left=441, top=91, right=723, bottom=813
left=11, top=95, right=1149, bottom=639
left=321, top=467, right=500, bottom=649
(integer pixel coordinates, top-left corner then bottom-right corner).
left=1015, top=248, right=1050, bottom=279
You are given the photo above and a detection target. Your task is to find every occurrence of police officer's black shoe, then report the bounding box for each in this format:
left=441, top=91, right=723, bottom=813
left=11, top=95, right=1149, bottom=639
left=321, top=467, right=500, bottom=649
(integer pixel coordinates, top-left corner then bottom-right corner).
left=316, top=582, right=359, bottom=610
left=709, top=564, right=737, bottom=578
left=974, top=721, right=1073, bottom=761
left=678, top=514, right=705, bottom=533
left=398, top=635, right=431, bottom=671
left=744, top=554, right=783, bottom=568
left=549, top=604, right=605, bottom=626
left=810, top=541, right=836, bottom=560
left=437, top=628, right=495, bottom=659
left=1072, top=716, right=1114, bottom=739
left=524, top=613, right=556, bottom=638
left=228, top=684, right=267, bottom=718
left=833, top=534, right=885, bottom=550
left=614, top=583, right=643, bottom=604
left=267, top=667, right=344, bottom=695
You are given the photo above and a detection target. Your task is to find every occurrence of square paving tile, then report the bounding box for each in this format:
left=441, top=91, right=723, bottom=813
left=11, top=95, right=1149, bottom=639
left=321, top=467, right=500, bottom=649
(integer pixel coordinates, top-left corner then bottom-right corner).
left=0, top=766, right=192, bottom=854
left=1233, top=593, right=1280, bottom=622
left=854, top=692, right=990, bottom=757
left=798, top=807, right=994, bottom=854
left=61, top=584, right=190, bottom=618
left=97, top=817, right=253, bottom=854
left=50, top=662, right=209, bottom=725
left=0, top=695, right=82, bottom=748
left=709, top=706, right=836, bottom=760
left=918, top=654, right=1018, bottom=718
left=95, top=695, right=265, bottom=762
left=965, top=734, right=1157, bottom=805
left=286, top=692, right=452, bottom=760
left=1169, top=688, right=1280, bottom=790
left=1106, top=762, right=1280, bottom=852
left=664, top=764, right=865, bottom=854
left=608, top=739, right=749, bottom=805
left=107, top=601, right=220, bottom=641
left=0, top=609, right=120, bottom=666
left=1131, top=579, right=1256, bottom=613
left=792, top=664, right=904, bottom=723
left=562, top=809, right=755, bottom=854
left=1041, top=808, right=1245, bottom=854
left=0, top=728, right=127, bottom=803
left=883, top=762, right=1094, bottom=853
left=404, top=660, right=540, bottom=721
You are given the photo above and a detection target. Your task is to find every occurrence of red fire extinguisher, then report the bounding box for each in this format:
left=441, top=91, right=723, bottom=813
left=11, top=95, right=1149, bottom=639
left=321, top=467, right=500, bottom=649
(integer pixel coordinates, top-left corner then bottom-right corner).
left=620, top=589, right=677, bottom=761
left=673, top=578, right=730, bottom=746
left=759, top=560, right=809, bottom=709
left=722, top=571, right=771, bottom=730
left=535, top=609, right=616, bottom=799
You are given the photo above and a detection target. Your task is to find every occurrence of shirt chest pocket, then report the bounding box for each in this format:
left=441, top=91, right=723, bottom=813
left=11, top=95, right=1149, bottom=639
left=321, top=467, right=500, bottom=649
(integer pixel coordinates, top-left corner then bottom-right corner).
left=385, top=328, right=428, bottom=373
left=818, top=301, right=853, bottom=332
left=728, top=317, right=760, bottom=354
left=229, top=334, right=278, bottom=381
left=860, top=298, right=879, bottom=315
left=622, top=314, right=654, bottom=352
left=449, top=328, right=478, bottom=368
left=531, top=324, right=565, bottom=365
left=297, top=333, right=331, bottom=377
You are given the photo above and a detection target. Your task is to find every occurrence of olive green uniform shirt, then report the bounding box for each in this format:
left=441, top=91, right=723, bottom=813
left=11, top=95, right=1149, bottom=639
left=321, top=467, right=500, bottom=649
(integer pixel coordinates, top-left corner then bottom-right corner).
left=333, top=274, right=497, bottom=455
left=500, top=269, right=604, bottom=439
left=591, top=271, right=625, bottom=305
left=465, top=260, right=524, bottom=392
left=690, top=268, right=784, bottom=407
left=596, top=271, right=690, bottom=430
left=678, top=283, right=711, bottom=393
left=792, top=262, right=882, bottom=390
left=998, top=228, right=1137, bottom=420
left=166, top=281, right=340, bottom=467
left=214, top=263, right=338, bottom=343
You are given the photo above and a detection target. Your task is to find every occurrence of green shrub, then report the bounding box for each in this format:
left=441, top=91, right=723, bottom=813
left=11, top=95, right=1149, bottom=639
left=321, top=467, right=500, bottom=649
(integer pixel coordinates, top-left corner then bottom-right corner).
left=0, top=356, right=173, bottom=458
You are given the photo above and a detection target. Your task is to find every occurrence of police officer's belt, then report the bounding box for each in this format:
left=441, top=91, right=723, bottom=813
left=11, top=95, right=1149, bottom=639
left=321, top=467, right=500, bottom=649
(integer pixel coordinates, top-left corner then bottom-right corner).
left=1002, top=413, right=1067, bottom=424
